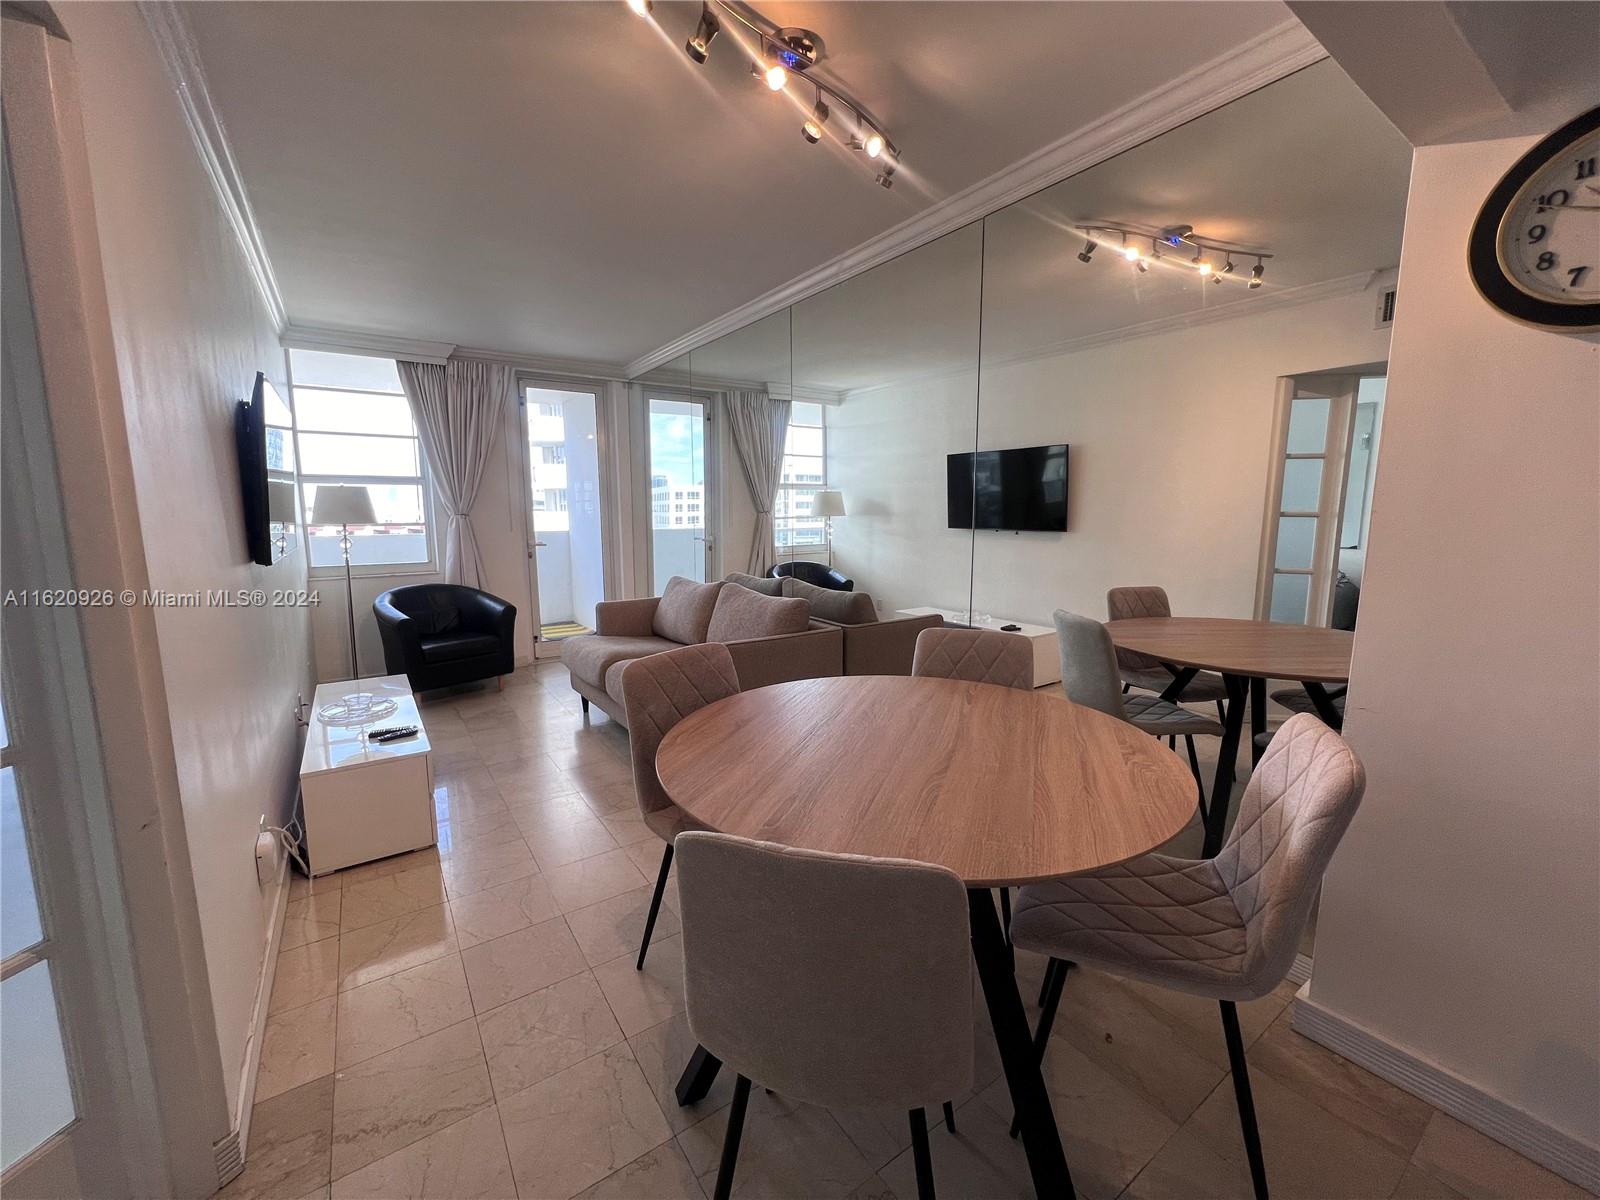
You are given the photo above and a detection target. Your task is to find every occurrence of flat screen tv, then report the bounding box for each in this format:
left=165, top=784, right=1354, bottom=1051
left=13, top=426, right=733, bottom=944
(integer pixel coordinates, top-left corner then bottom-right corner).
left=235, top=371, right=298, bottom=566
left=947, top=444, right=1068, bottom=532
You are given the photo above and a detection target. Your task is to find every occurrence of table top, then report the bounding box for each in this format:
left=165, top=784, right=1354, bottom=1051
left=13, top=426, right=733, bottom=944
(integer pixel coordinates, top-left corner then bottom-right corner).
left=1105, top=617, right=1353, bottom=683
left=655, top=676, right=1198, bottom=887
left=896, top=608, right=1054, bottom=638
left=301, top=675, right=430, bottom=777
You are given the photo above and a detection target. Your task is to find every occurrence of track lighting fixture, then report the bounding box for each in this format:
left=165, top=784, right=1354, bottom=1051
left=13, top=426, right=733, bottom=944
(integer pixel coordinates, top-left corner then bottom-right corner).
left=1077, top=238, right=1097, bottom=264
left=1120, top=235, right=1141, bottom=263
left=645, top=0, right=898, bottom=187
left=1073, top=222, right=1274, bottom=284
left=1222, top=258, right=1236, bottom=274
left=1249, top=259, right=1265, bottom=288
left=1135, top=258, right=1149, bottom=274
left=685, top=2, right=719, bottom=63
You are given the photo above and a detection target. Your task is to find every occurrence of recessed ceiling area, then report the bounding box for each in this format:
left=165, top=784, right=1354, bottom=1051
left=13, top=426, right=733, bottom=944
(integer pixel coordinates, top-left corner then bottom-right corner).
left=182, top=0, right=1299, bottom=366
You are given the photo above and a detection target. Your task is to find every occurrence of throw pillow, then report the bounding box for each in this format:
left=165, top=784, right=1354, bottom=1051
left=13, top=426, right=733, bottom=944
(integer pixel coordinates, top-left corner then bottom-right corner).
left=706, top=584, right=811, bottom=642
left=652, top=576, right=725, bottom=644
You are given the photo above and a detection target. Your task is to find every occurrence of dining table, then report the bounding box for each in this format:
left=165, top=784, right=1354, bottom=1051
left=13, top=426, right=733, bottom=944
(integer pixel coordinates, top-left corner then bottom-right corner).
left=1105, top=616, right=1353, bottom=856
left=655, top=674, right=1200, bottom=1200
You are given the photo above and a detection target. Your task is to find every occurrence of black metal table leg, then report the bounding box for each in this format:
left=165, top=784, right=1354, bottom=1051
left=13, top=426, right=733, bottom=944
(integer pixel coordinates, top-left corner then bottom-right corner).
left=1157, top=665, right=1199, bottom=704
left=675, top=1044, right=723, bottom=1106
left=1302, top=681, right=1344, bottom=730
left=1205, top=674, right=1249, bottom=857
left=1249, top=678, right=1267, bottom=766
left=967, top=889, right=1076, bottom=1199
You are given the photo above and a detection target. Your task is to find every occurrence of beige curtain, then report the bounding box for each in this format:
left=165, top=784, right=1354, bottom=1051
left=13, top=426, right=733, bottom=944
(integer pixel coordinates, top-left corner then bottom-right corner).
left=397, top=359, right=508, bottom=587
left=724, top=388, right=792, bottom=576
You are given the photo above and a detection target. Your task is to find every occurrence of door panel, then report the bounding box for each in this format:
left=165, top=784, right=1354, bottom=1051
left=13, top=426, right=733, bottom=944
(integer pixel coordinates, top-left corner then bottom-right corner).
left=646, top=395, right=714, bottom=592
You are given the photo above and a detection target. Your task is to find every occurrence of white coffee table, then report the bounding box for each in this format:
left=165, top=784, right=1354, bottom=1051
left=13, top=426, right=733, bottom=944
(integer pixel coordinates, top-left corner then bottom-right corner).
left=299, top=675, right=436, bottom=875
left=896, top=608, right=1061, bottom=687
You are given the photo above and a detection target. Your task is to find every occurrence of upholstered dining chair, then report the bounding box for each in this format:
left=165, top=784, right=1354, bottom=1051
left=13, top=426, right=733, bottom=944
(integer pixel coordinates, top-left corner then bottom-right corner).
left=1055, top=610, right=1222, bottom=805
left=676, top=832, right=973, bottom=1200
left=912, top=626, right=1034, bottom=690
left=619, top=642, right=741, bottom=970
left=1008, top=714, right=1367, bottom=1200
left=1106, top=586, right=1228, bottom=719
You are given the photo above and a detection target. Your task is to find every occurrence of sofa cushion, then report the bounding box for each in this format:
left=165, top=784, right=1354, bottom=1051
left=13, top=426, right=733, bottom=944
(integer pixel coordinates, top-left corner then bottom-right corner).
left=652, top=576, right=724, bottom=645
left=561, top=633, right=679, bottom=688
left=782, top=576, right=878, bottom=625
left=707, top=584, right=811, bottom=642
left=723, top=571, right=784, bottom=597
left=419, top=633, right=502, bottom=664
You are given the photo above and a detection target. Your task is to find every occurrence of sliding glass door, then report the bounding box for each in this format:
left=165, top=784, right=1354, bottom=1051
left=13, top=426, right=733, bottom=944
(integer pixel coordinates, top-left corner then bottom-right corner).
left=645, top=394, right=715, bottom=592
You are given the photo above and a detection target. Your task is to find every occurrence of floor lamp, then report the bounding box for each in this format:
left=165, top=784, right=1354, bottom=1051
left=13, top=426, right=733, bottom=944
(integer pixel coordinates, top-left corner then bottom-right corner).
left=811, top=489, right=846, bottom=568
left=310, top=484, right=376, bottom=685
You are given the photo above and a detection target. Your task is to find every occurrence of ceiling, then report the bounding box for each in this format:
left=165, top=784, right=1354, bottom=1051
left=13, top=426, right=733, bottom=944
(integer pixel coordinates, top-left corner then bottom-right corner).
left=683, top=59, right=1413, bottom=394
left=183, top=0, right=1298, bottom=366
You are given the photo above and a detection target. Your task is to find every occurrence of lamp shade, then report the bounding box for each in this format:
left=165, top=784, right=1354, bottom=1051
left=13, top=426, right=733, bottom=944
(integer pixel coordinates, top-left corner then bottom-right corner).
left=310, top=484, right=376, bottom=525
left=810, top=489, right=846, bottom=518
left=267, top=479, right=298, bottom=523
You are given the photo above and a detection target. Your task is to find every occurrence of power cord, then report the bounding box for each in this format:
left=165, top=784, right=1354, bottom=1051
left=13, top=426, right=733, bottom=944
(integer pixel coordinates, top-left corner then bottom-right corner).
left=262, top=817, right=310, bottom=880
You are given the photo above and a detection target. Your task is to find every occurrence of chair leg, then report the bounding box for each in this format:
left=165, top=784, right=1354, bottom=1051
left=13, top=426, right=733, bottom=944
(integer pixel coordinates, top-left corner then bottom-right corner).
left=1185, top=735, right=1207, bottom=817
left=999, top=887, right=1011, bottom=942
left=1011, top=959, right=1072, bottom=1138
left=713, top=1075, right=752, bottom=1200
left=1217, top=699, right=1227, bottom=726
left=1219, top=1001, right=1269, bottom=1200
left=909, top=1108, right=937, bottom=1200
left=1122, top=683, right=1131, bottom=694
left=637, top=843, right=673, bottom=970
left=580, top=695, right=590, bottom=715
left=942, top=1100, right=957, bottom=1133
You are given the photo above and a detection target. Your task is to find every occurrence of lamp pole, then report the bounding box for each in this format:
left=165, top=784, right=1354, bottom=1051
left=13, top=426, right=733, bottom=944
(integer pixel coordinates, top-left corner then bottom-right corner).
left=342, top=521, right=358, bottom=679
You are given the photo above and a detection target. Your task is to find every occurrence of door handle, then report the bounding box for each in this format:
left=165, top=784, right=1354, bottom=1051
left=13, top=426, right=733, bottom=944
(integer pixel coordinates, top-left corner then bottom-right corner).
left=533, top=541, right=548, bottom=548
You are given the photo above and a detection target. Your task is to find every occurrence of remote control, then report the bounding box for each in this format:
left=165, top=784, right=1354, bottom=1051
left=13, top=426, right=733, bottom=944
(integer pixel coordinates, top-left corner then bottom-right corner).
left=1000, top=623, right=1022, bottom=632
left=368, top=725, right=418, bottom=742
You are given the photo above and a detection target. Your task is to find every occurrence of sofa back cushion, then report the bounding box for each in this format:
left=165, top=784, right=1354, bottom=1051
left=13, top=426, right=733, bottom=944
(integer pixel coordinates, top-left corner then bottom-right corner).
left=723, top=571, right=784, bottom=597
left=782, top=576, right=878, bottom=625
left=652, top=576, right=725, bottom=645
left=707, top=584, right=811, bottom=643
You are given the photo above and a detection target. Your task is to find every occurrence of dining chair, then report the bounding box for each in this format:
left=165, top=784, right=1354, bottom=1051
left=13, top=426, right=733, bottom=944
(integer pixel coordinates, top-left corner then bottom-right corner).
left=912, top=626, right=1034, bottom=689
left=1106, top=586, right=1228, bottom=720
left=619, top=642, right=740, bottom=970
left=1008, top=714, right=1367, bottom=1199
left=676, top=831, right=973, bottom=1200
left=1054, top=610, right=1222, bottom=805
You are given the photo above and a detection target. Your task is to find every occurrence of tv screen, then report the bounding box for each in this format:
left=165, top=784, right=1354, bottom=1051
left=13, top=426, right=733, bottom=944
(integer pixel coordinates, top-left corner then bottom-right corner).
left=947, top=444, right=1068, bottom=532
left=236, top=372, right=298, bottom=566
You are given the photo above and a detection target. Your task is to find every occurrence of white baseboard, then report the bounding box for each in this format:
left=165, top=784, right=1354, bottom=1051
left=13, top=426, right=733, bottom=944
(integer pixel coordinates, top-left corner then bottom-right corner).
left=1285, top=952, right=1313, bottom=986
left=1292, top=994, right=1600, bottom=1194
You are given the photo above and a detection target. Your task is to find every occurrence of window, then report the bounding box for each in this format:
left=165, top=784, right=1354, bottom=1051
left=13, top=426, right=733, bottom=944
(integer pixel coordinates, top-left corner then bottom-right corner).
left=289, top=349, right=431, bottom=571
left=775, top=401, right=826, bottom=549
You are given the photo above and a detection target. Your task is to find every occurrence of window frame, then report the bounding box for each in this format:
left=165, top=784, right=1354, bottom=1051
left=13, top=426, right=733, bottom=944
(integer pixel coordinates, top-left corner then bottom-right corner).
left=287, top=352, right=438, bottom=580
left=775, top=402, right=828, bottom=553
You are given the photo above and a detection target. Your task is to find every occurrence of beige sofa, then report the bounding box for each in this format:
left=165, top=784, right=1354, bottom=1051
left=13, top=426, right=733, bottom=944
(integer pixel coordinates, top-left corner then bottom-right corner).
left=724, top=573, right=943, bottom=675
left=561, top=576, right=842, bottom=727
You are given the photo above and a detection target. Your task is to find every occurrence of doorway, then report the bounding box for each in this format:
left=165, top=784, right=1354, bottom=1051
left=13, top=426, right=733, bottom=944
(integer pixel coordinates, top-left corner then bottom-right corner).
left=644, top=393, right=716, bottom=592
left=521, top=384, right=609, bottom=658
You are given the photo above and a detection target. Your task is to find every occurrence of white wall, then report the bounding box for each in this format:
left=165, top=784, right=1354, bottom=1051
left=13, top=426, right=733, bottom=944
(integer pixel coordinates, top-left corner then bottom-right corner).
left=1305, top=135, right=1600, bottom=1152
left=56, top=3, right=315, bottom=1119
left=830, top=287, right=1394, bottom=623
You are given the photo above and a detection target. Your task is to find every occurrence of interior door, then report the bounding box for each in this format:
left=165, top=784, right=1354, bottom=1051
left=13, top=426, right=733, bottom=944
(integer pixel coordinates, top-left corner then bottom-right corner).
left=645, top=393, right=715, bottom=592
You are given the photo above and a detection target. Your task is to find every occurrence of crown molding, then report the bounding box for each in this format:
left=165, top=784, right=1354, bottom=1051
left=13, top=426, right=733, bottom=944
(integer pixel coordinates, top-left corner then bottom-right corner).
left=139, top=2, right=286, bottom=332
left=452, top=345, right=632, bottom=382
left=281, top=324, right=456, bottom=365
left=624, top=19, right=1326, bottom=380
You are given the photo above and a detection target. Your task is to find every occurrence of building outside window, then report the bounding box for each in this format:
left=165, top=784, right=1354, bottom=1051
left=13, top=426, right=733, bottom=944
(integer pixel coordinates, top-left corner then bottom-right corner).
left=775, top=401, right=826, bottom=550
left=289, top=348, right=432, bottom=570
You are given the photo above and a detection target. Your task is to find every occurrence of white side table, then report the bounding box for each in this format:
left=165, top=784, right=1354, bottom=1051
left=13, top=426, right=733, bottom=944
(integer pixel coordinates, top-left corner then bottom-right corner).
left=895, top=608, right=1061, bottom=687
left=300, top=675, right=436, bottom=876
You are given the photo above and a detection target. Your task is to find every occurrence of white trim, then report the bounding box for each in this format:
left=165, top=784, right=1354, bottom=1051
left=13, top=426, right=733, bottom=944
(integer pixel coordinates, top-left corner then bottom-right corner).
left=1292, top=995, right=1600, bottom=1194
left=454, top=345, right=631, bottom=382
left=282, top=324, right=455, bottom=366
left=138, top=2, right=286, bottom=332
left=1284, top=952, right=1313, bottom=987
left=625, top=19, right=1326, bottom=380
left=227, top=857, right=290, bottom=1188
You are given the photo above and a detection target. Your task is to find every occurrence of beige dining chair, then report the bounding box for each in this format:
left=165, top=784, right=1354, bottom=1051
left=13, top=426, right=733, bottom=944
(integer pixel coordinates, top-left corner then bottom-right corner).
left=675, top=831, right=973, bottom=1200
left=619, top=642, right=740, bottom=970
left=1055, top=610, right=1222, bottom=804
left=912, top=627, right=1034, bottom=689
left=1107, top=586, right=1229, bottom=720
left=1008, top=714, right=1367, bottom=1200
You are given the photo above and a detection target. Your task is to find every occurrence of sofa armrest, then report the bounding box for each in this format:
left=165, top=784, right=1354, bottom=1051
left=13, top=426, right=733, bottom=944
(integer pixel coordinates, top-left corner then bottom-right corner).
left=721, top=624, right=843, bottom=691
left=839, top=613, right=944, bottom=676
left=595, top=597, right=660, bottom=637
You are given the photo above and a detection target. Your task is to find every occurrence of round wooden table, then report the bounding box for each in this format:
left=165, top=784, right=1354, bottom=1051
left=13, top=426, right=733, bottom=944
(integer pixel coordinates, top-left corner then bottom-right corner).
left=1106, top=616, right=1353, bottom=854
left=657, top=675, right=1199, bottom=1200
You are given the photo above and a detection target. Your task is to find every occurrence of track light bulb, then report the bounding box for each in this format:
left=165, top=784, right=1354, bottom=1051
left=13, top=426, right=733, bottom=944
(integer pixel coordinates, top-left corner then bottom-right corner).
left=764, top=62, right=788, bottom=90
left=876, top=169, right=895, bottom=189
left=685, top=4, right=719, bottom=63
left=802, top=98, right=829, bottom=143
left=864, top=131, right=885, bottom=158
left=1121, top=244, right=1141, bottom=262
left=626, top=0, right=652, bottom=15
left=1197, top=260, right=1212, bottom=276
left=1077, top=238, right=1097, bottom=264
left=1135, top=259, right=1149, bottom=274
left=1248, top=260, right=1264, bottom=288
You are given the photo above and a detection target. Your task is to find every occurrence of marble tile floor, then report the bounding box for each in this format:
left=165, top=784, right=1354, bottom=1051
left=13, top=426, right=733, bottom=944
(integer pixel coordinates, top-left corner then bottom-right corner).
left=226, top=662, right=1588, bottom=1200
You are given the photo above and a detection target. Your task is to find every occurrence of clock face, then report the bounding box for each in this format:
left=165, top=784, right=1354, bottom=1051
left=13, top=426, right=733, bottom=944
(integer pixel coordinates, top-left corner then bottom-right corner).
left=1497, top=126, right=1600, bottom=306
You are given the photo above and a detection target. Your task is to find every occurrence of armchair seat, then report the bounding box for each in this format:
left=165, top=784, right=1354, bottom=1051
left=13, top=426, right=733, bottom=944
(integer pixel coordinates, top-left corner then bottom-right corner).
left=374, top=584, right=516, bottom=692
left=419, top=633, right=502, bottom=664
left=771, top=560, right=854, bottom=591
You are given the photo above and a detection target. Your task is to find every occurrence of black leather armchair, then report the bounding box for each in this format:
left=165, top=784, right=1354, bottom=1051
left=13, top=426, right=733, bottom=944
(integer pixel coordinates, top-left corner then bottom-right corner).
left=770, top=561, right=854, bottom=591
left=374, top=584, right=516, bottom=692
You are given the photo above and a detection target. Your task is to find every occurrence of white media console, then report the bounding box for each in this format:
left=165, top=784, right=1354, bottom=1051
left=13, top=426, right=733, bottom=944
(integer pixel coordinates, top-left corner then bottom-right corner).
left=896, top=608, right=1061, bottom=687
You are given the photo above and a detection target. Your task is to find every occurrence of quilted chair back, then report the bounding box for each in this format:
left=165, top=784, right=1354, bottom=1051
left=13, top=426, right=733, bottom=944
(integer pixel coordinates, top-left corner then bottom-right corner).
left=620, top=643, right=740, bottom=823
left=1106, top=586, right=1171, bottom=674
left=1218, top=714, right=1367, bottom=993
left=1052, top=611, right=1129, bottom=719
left=912, top=628, right=1034, bottom=690
left=676, top=832, right=973, bottom=1110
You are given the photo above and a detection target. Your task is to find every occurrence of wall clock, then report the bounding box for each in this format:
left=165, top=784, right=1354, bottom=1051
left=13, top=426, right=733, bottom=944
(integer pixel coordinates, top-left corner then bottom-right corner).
left=1468, top=104, right=1600, bottom=331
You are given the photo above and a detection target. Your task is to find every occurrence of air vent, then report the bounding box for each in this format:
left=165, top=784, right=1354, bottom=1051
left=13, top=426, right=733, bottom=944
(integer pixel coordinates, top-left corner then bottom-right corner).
left=214, top=1129, right=243, bottom=1188
left=1374, top=287, right=1397, bottom=329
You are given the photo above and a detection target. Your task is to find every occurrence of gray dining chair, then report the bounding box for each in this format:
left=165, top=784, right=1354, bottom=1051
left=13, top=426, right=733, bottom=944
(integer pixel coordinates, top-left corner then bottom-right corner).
left=1107, top=586, right=1229, bottom=720
left=676, top=832, right=973, bottom=1200
left=1008, top=714, right=1367, bottom=1199
left=1055, top=610, right=1222, bottom=805
left=619, top=642, right=740, bottom=970
left=912, top=627, right=1034, bottom=690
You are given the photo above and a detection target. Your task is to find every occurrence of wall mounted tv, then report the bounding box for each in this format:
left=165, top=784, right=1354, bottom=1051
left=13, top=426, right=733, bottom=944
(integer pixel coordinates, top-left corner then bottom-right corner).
left=947, top=444, right=1068, bottom=532
left=235, top=371, right=299, bottom=566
